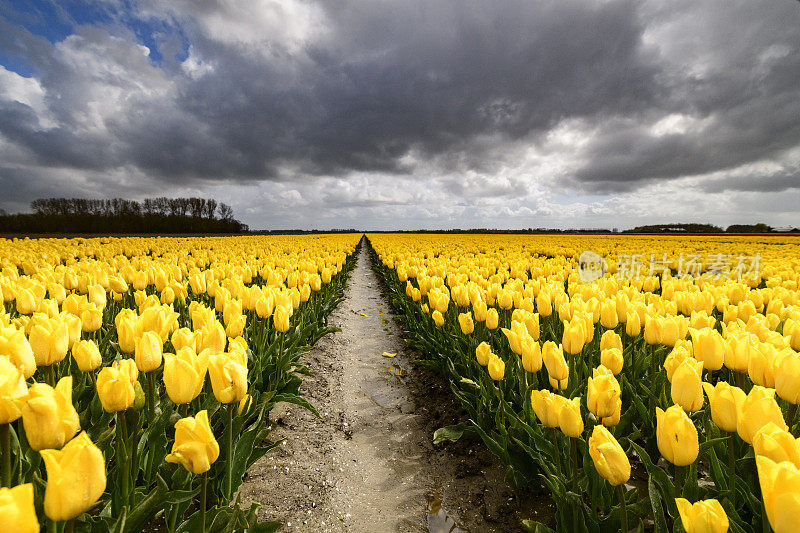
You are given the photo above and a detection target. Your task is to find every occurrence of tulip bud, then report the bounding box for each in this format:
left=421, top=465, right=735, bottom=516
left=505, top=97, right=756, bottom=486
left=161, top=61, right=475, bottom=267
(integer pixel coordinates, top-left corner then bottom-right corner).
left=530, top=389, right=563, bottom=428
left=164, top=348, right=209, bottom=405
left=588, top=425, right=630, bottom=486
left=475, top=342, right=491, bottom=366
left=776, top=351, right=800, bottom=405
left=675, top=498, right=729, bottom=533
left=208, top=354, right=248, bottom=404
left=558, top=396, right=584, bottom=437
left=521, top=337, right=542, bottom=373
left=587, top=365, right=621, bottom=422
left=737, top=386, right=787, bottom=444
left=458, top=312, right=474, bottom=335
left=600, top=300, right=618, bottom=329
left=561, top=319, right=585, bottom=355
left=71, top=340, right=102, bottom=372
left=543, top=341, right=568, bottom=390
left=501, top=327, right=523, bottom=355
left=41, top=431, right=106, bottom=521
left=273, top=305, right=291, bottom=333
left=0, top=483, right=39, bottom=533
left=0, top=327, right=36, bottom=378
left=600, top=348, right=624, bottom=375
left=753, top=422, right=800, bottom=468
left=689, top=327, right=725, bottom=371
left=671, top=358, right=704, bottom=412
left=21, top=377, right=80, bottom=451
left=488, top=353, right=505, bottom=381
left=625, top=311, right=641, bottom=337
left=165, top=410, right=220, bottom=474
left=0, top=355, right=27, bottom=424
left=702, top=381, right=745, bottom=433
left=656, top=405, right=699, bottom=466
left=96, top=366, right=135, bottom=413
left=486, top=308, right=499, bottom=330
left=756, top=456, right=800, bottom=533
left=432, top=310, right=445, bottom=327
left=29, top=317, right=69, bottom=367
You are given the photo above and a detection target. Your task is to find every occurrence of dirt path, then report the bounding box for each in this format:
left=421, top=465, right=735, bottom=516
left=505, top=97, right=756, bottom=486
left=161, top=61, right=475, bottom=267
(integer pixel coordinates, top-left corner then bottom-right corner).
left=238, top=242, right=537, bottom=532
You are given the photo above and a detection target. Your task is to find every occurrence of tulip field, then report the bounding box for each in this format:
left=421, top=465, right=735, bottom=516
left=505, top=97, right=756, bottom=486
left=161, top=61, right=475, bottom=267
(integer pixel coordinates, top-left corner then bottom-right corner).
left=0, top=234, right=359, bottom=532
left=369, top=233, right=800, bottom=533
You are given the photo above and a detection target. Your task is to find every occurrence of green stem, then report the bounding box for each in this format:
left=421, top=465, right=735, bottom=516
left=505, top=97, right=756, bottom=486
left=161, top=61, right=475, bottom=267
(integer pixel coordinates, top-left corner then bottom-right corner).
left=786, top=403, right=797, bottom=435
left=46, top=364, right=55, bottom=387
left=147, top=372, right=156, bottom=420
left=551, top=427, right=563, bottom=476
left=224, top=402, right=234, bottom=501
left=617, top=484, right=628, bottom=533
left=117, top=412, right=130, bottom=510
left=180, top=403, right=189, bottom=418
left=65, top=519, right=74, bottom=533
left=0, top=423, right=10, bottom=488
left=130, top=411, right=140, bottom=488
left=47, top=518, right=57, bottom=533
left=674, top=464, right=683, bottom=498
left=200, top=472, right=208, bottom=533
left=571, top=437, right=579, bottom=493
left=728, top=432, right=737, bottom=510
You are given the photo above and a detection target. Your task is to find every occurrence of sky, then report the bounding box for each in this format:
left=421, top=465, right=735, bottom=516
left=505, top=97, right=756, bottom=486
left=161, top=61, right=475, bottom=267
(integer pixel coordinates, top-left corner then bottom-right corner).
left=0, top=0, right=799, bottom=231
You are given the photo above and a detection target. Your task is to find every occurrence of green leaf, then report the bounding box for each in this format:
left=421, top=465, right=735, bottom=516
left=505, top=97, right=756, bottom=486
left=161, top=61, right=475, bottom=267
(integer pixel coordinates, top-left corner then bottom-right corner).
left=432, top=422, right=476, bottom=444
left=648, top=475, right=669, bottom=533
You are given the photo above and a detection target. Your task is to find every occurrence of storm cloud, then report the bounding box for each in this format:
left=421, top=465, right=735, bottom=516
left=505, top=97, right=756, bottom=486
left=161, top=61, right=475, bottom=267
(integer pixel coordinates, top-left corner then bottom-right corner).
left=0, top=0, right=799, bottom=228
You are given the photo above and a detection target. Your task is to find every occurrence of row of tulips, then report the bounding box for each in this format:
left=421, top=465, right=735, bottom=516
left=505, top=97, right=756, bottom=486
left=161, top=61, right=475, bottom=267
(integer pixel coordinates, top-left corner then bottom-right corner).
left=368, top=233, right=800, bottom=533
left=0, top=235, right=360, bottom=532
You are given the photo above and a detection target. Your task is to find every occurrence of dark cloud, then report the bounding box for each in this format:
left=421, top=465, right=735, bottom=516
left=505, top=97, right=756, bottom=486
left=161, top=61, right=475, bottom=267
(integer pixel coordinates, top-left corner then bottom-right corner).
left=0, top=0, right=799, bottom=228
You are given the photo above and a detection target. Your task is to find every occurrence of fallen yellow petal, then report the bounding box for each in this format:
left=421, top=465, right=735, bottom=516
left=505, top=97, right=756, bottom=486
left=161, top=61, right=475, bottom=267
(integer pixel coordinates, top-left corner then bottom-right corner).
left=360, top=312, right=368, bottom=317
left=382, top=352, right=397, bottom=358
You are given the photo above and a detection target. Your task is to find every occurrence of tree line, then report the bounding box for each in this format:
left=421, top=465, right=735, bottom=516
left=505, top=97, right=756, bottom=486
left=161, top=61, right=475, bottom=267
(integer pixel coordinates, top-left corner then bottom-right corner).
left=0, top=197, right=248, bottom=235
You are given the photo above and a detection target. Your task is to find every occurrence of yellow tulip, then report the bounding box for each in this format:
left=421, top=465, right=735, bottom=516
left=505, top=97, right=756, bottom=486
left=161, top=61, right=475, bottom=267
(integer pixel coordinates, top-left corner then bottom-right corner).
left=644, top=316, right=660, bottom=345
left=656, top=405, right=699, bottom=466
left=171, top=328, right=198, bottom=352
left=0, top=327, right=36, bottom=378
left=723, top=333, right=755, bottom=373
left=0, top=355, right=27, bottom=423
left=600, top=348, right=624, bottom=375
left=501, top=327, right=523, bottom=355
left=600, top=330, right=622, bottom=352
left=472, top=300, right=487, bottom=322
left=497, top=289, right=513, bottom=310
left=756, top=456, right=800, bottom=533
left=486, top=308, right=499, bottom=330
left=163, top=348, right=209, bottom=405
left=523, top=313, right=540, bottom=340
left=753, top=422, right=800, bottom=468
left=737, top=386, right=787, bottom=444
left=116, top=316, right=137, bottom=354
left=0, top=484, right=39, bottom=533
left=671, top=358, right=704, bottom=412
left=273, top=305, right=291, bottom=333
left=536, top=291, right=552, bottom=317
left=71, top=340, right=102, bottom=372
left=21, top=377, right=80, bottom=451
left=96, top=366, right=135, bottom=413
left=625, top=311, right=641, bottom=337
left=225, top=313, right=246, bottom=338
left=587, top=365, right=621, bottom=423
left=542, top=341, right=568, bottom=390
left=748, top=343, right=778, bottom=388
left=165, top=410, right=220, bottom=474
left=530, top=389, right=563, bottom=428
left=199, top=322, right=226, bottom=354
left=702, top=381, right=745, bottom=433
left=41, top=431, right=106, bottom=521
left=588, top=425, right=630, bottom=486
left=29, top=316, right=69, bottom=367
left=432, top=310, right=445, bottom=327
left=475, top=342, right=491, bottom=366
left=521, top=337, right=542, bottom=373
left=458, top=312, right=474, bottom=335
left=776, top=351, right=800, bottom=404
left=80, top=306, right=103, bottom=333
left=558, top=396, right=584, bottom=438
left=675, top=498, right=729, bottom=533
left=208, top=354, right=247, bottom=404
left=689, top=327, right=725, bottom=371
left=488, top=353, right=505, bottom=380
left=134, top=331, right=163, bottom=373
left=561, top=319, right=585, bottom=355
left=112, top=358, right=139, bottom=384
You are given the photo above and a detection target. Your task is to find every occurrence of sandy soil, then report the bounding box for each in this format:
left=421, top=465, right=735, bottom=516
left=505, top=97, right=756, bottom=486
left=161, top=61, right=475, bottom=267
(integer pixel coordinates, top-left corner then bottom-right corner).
left=238, top=243, right=545, bottom=532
